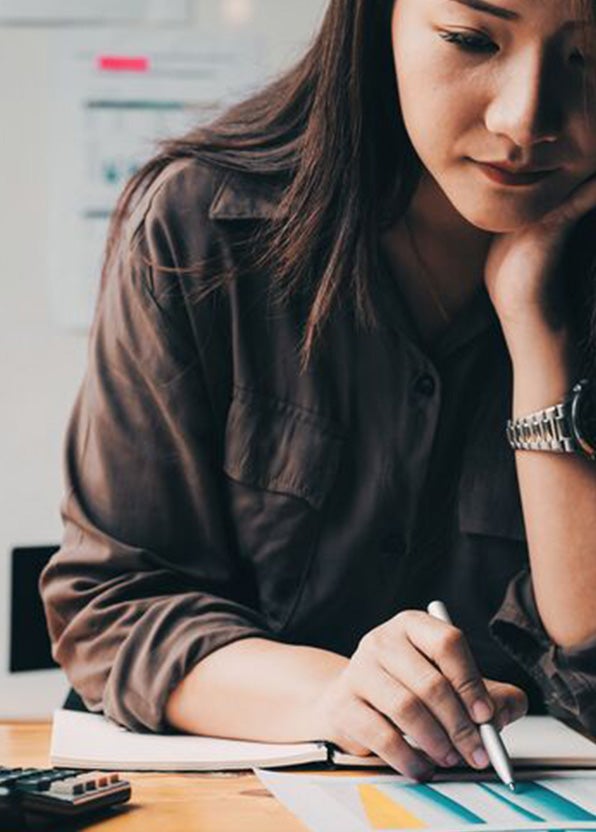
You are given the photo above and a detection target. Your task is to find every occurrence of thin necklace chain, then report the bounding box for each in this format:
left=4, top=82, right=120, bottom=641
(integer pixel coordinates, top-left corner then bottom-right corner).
left=403, top=214, right=451, bottom=325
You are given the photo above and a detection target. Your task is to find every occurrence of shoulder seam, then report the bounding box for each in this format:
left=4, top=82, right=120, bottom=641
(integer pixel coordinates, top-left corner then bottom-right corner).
left=126, top=159, right=225, bottom=246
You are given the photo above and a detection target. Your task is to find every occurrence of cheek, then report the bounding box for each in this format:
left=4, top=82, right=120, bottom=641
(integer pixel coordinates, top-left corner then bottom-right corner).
left=392, top=32, right=480, bottom=168
left=397, top=72, right=479, bottom=172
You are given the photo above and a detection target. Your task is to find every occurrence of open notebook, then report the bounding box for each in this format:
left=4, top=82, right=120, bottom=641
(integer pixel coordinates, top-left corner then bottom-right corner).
left=50, top=709, right=596, bottom=772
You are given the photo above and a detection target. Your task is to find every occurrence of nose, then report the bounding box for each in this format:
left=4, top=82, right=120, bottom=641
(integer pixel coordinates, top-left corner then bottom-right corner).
left=484, top=48, right=562, bottom=151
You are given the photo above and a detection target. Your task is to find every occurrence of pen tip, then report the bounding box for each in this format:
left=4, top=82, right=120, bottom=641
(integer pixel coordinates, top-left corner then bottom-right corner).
left=508, top=783, right=516, bottom=793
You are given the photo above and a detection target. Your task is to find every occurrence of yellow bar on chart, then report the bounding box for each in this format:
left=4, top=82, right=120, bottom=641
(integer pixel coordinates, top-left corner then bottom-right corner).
left=358, top=785, right=426, bottom=830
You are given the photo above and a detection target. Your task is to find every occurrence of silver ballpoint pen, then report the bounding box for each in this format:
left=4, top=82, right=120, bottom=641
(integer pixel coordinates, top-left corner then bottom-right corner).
left=427, top=600, right=516, bottom=792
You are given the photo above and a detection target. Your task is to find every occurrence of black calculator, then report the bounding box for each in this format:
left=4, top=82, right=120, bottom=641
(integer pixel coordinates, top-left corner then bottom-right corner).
left=0, top=766, right=131, bottom=829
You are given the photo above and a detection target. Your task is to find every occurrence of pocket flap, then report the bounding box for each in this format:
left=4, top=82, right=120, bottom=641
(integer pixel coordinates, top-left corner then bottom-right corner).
left=223, top=387, right=344, bottom=511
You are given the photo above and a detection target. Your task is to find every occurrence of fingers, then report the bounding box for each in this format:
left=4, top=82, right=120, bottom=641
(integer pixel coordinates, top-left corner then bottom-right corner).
left=329, top=612, right=530, bottom=782
left=374, top=643, right=489, bottom=770
left=485, top=680, right=529, bottom=731
left=341, top=696, right=436, bottom=781
left=401, top=612, right=494, bottom=727
left=352, top=661, right=461, bottom=770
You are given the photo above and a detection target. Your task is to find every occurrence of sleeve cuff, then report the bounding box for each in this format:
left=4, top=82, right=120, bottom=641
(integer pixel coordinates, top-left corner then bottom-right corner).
left=90, top=599, right=282, bottom=733
left=489, top=569, right=596, bottom=736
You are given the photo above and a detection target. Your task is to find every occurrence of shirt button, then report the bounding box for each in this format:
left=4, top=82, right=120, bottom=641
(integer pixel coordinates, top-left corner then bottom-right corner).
left=413, top=373, right=436, bottom=397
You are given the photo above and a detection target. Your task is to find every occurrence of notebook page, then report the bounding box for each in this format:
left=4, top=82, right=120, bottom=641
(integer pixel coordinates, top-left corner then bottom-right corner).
left=332, top=716, right=596, bottom=768
left=50, top=709, right=327, bottom=771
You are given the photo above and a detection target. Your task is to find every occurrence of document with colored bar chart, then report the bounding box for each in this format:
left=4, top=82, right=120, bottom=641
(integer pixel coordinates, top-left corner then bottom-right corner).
left=256, top=769, right=596, bottom=832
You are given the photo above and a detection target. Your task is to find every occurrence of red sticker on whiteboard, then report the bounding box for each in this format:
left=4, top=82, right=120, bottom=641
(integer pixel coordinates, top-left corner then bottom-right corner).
left=97, top=56, right=150, bottom=73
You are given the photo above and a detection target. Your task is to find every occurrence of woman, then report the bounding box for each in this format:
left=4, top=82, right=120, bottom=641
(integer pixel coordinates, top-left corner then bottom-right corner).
left=41, top=0, right=596, bottom=781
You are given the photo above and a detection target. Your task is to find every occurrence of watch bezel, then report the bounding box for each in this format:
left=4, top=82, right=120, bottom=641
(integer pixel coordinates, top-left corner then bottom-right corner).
left=571, top=379, right=596, bottom=460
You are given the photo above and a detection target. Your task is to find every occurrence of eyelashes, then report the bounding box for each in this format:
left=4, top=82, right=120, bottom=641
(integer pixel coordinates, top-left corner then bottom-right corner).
left=438, top=30, right=589, bottom=70
left=438, top=30, right=498, bottom=54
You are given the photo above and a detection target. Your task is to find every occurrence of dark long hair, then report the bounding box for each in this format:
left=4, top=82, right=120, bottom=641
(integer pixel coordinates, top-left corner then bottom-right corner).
left=102, top=0, right=596, bottom=374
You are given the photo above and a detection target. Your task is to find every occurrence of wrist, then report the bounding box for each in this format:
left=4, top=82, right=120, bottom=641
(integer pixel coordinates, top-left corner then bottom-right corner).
left=507, top=379, right=596, bottom=461
left=505, top=324, right=579, bottom=416
left=307, top=656, right=350, bottom=741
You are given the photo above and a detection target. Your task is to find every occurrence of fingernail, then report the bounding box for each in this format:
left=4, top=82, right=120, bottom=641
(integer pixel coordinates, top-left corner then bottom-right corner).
left=444, top=750, right=461, bottom=767
left=472, top=700, right=492, bottom=723
left=472, top=747, right=490, bottom=768
left=412, top=761, right=435, bottom=781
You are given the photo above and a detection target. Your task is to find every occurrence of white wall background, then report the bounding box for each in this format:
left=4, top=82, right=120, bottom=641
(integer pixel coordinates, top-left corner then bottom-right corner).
left=0, top=0, right=326, bottom=719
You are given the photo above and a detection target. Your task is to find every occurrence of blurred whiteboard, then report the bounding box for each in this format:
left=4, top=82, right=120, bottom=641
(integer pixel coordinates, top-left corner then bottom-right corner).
left=47, top=27, right=266, bottom=329
left=0, top=1, right=189, bottom=23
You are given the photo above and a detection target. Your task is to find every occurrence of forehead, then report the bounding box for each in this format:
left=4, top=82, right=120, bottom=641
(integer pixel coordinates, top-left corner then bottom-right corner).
left=437, top=0, right=595, bottom=25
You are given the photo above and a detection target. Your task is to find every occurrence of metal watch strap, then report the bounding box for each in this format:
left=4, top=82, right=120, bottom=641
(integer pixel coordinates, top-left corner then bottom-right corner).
left=506, top=391, right=576, bottom=454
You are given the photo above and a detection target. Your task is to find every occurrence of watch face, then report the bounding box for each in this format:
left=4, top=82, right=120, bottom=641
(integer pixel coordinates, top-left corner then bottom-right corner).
left=574, top=382, right=596, bottom=458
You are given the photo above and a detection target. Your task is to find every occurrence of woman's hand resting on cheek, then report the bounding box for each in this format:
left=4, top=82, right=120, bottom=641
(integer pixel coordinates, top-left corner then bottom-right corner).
left=311, top=610, right=528, bottom=781
left=484, top=171, right=596, bottom=336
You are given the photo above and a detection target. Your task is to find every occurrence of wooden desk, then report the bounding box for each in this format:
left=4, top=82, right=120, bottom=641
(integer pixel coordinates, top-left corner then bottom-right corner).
left=0, top=722, right=307, bottom=831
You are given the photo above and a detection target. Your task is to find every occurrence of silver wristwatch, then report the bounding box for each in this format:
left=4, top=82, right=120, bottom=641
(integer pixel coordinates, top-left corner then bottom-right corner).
left=506, top=379, right=596, bottom=460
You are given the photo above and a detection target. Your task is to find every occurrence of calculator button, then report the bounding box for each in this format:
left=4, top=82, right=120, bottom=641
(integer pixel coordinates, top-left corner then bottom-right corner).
left=50, top=778, right=85, bottom=796
left=76, top=773, right=100, bottom=791
left=14, top=778, right=45, bottom=792
left=0, top=772, right=23, bottom=786
left=0, top=765, right=131, bottom=823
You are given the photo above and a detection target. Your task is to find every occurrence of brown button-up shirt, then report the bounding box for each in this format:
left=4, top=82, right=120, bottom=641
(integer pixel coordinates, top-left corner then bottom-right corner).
left=40, top=160, right=596, bottom=735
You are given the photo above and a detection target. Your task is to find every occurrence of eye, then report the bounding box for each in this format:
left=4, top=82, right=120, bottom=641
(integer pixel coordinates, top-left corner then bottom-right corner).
left=439, top=30, right=498, bottom=54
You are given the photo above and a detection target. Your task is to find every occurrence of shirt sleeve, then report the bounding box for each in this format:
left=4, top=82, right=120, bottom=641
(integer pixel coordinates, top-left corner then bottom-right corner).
left=40, top=171, right=278, bottom=733
left=489, top=568, right=596, bottom=735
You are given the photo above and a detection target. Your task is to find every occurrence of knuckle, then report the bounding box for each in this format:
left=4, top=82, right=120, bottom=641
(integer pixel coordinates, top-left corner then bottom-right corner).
left=420, top=672, right=451, bottom=705
left=455, top=674, right=483, bottom=698
left=441, top=626, right=465, bottom=653
left=360, top=627, right=386, bottom=654
left=449, top=718, right=478, bottom=747
left=393, top=609, right=419, bottom=633
left=357, top=630, right=373, bottom=652
left=391, top=691, right=423, bottom=725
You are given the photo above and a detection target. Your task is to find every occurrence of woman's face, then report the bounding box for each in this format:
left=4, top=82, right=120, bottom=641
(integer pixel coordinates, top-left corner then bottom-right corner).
left=391, top=0, right=596, bottom=232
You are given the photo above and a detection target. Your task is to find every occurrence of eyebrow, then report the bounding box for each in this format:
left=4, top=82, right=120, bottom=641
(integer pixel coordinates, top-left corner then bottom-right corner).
left=447, top=0, right=519, bottom=21
left=447, top=0, right=595, bottom=27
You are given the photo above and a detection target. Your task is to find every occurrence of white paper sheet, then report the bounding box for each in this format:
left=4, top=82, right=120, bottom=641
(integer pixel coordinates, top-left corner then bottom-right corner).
left=256, top=769, right=596, bottom=832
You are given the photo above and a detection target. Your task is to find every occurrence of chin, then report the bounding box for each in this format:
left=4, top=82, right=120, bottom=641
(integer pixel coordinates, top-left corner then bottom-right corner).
left=453, top=199, right=552, bottom=233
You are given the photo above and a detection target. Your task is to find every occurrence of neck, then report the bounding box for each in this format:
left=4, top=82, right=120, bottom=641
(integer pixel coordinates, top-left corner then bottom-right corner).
left=380, top=172, right=494, bottom=344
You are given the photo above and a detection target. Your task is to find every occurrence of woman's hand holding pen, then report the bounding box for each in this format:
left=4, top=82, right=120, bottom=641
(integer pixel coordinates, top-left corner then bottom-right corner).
left=312, top=610, right=527, bottom=781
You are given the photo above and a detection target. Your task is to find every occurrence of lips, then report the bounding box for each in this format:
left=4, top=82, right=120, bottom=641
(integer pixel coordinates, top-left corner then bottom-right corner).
left=473, top=160, right=558, bottom=187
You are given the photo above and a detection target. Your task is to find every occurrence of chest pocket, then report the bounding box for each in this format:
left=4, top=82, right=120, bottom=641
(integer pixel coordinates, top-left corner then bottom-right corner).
left=223, top=386, right=344, bottom=631
left=457, top=344, right=526, bottom=543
